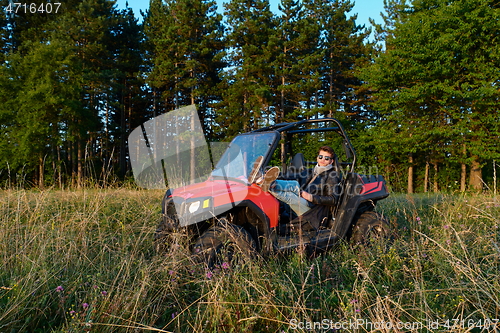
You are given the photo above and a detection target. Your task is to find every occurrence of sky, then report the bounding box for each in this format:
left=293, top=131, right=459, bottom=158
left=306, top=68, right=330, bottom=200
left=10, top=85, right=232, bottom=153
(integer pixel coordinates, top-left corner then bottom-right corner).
left=115, top=0, right=386, bottom=30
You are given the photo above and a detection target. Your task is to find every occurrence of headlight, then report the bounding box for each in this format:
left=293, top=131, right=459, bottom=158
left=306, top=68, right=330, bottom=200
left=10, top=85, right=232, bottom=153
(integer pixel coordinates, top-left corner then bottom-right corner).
left=188, top=201, right=201, bottom=213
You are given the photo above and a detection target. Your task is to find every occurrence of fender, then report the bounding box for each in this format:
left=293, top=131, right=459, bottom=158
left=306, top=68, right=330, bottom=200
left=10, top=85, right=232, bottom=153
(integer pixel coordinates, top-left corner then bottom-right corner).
left=331, top=173, right=389, bottom=239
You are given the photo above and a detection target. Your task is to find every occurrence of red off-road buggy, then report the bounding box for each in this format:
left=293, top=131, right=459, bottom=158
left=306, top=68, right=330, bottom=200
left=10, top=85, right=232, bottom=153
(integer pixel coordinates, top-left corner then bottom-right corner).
left=152, top=117, right=389, bottom=264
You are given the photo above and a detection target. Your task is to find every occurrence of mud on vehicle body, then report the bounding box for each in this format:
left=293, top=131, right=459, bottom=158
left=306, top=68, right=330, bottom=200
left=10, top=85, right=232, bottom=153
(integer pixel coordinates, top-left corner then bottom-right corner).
left=154, top=117, right=390, bottom=263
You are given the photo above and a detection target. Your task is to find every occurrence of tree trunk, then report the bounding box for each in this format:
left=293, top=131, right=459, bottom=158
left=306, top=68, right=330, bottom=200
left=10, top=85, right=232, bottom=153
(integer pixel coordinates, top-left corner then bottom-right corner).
left=119, top=99, right=127, bottom=179
left=329, top=50, right=334, bottom=117
left=103, top=96, right=109, bottom=183
left=243, top=93, right=248, bottom=132
left=190, top=68, right=196, bottom=184
left=433, top=162, right=438, bottom=192
left=424, top=161, right=429, bottom=192
left=57, top=145, right=62, bottom=188
left=460, top=144, right=467, bottom=192
left=38, top=155, right=45, bottom=189
left=469, top=157, right=482, bottom=192
left=494, top=160, right=497, bottom=195
left=68, top=141, right=74, bottom=187
left=460, top=163, right=467, bottom=192
left=281, top=63, right=285, bottom=123
left=190, top=95, right=196, bottom=184
left=408, top=154, right=414, bottom=194
left=77, top=140, right=83, bottom=189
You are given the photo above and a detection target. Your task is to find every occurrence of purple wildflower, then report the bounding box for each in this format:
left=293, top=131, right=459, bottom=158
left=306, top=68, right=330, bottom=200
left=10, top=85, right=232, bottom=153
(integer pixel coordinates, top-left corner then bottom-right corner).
left=221, top=262, right=230, bottom=270
left=82, top=303, right=89, bottom=309
left=56, top=286, right=64, bottom=292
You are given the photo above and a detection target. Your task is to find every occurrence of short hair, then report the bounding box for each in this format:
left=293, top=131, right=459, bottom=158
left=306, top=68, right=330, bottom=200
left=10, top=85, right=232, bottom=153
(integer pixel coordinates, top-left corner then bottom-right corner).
left=318, top=145, right=335, bottom=156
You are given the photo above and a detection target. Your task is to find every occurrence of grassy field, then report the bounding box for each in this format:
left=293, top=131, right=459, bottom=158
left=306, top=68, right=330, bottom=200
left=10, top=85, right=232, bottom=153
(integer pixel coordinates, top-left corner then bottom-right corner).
left=0, top=189, right=499, bottom=332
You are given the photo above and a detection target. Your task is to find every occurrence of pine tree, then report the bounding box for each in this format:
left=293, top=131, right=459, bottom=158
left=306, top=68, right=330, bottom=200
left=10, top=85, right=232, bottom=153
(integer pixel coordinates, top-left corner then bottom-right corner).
left=144, top=0, right=224, bottom=120
left=105, top=6, right=146, bottom=180
left=0, top=0, right=8, bottom=63
left=315, top=0, right=371, bottom=120
left=48, top=0, right=116, bottom=186
left=361, top=0, right=500, bottom=192
left=144, top=0, right=225, bottom=182
left=0, top=38, right=77, bottom=186
left=222, top=0, right=276, bottom=134
left=0, top=0, right=146, bottom=187
left=274, top=0, right=322, bottom=121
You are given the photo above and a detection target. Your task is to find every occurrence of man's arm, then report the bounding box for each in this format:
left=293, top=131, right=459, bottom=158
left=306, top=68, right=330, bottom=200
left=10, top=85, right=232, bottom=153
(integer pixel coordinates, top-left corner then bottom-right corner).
left=303, top=171, right=340, bottom=206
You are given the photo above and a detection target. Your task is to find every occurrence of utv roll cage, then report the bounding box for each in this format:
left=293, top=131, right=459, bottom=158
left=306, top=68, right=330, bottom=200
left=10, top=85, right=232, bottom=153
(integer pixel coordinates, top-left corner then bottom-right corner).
left=252, top=118, right=357, bottom=173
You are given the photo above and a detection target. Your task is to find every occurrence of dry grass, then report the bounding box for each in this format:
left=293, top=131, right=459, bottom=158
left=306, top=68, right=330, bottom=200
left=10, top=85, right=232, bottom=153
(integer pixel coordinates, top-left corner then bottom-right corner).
left=0, top=189, right=499, bottom=332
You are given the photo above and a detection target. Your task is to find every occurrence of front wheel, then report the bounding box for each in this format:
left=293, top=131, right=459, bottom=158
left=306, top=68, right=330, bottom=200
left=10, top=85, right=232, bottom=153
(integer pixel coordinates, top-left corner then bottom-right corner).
left=350, top=211, right=389, bottom=245
left=192, top=221, right=257, bottom=268
left=154, top=215, right=187, bottom=254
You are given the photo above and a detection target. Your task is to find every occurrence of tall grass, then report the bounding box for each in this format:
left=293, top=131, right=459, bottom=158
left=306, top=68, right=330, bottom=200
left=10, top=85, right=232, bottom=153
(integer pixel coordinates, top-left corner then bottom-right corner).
left=0, top=190, right=499, bottom=332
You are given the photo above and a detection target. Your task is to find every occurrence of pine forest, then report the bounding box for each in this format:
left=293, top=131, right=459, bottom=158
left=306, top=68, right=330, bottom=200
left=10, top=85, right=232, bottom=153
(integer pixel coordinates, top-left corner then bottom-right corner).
left=0, top=0, right=499, bottom=193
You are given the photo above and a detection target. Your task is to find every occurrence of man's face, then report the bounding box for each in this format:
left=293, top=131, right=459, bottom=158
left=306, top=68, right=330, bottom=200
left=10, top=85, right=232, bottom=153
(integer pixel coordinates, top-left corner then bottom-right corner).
left=317, top=150, right=333, bottom=167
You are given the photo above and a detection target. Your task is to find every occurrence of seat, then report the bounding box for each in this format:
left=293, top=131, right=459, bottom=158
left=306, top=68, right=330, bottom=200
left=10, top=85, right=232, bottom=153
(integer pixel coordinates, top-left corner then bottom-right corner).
left=290, top=153, right=306, bottom=173
left=282, top=152, right=308, bottom=181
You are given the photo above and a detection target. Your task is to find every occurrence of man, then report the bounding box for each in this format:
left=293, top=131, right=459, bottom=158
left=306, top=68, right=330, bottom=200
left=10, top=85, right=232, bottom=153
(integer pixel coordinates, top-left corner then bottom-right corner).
left=254, top=146, right=340, bottom=218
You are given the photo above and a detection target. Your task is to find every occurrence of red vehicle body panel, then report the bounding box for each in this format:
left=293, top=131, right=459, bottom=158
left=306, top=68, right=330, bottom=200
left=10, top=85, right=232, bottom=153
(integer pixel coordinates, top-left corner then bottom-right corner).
left=358, top=176, right=388, bottom=196
left=171, top=179, right=280, bottom=228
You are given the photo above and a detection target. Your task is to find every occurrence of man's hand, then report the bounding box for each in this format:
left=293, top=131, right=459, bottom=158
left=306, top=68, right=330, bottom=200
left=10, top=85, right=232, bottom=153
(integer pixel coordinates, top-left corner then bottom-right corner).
left=301, top=190, right=313, bottom=202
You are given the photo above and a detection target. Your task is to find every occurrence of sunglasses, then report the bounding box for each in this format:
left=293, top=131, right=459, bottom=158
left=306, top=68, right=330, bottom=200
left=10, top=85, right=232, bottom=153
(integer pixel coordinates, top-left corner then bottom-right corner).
left=317, top=155, right=332, bottom=161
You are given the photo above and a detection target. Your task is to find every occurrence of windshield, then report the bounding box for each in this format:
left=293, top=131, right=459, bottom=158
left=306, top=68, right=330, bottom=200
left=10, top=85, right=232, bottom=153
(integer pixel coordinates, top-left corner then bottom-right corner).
left=128, top=104, right=279, bottom=189
left=211, top=132, right=278, bottom=180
